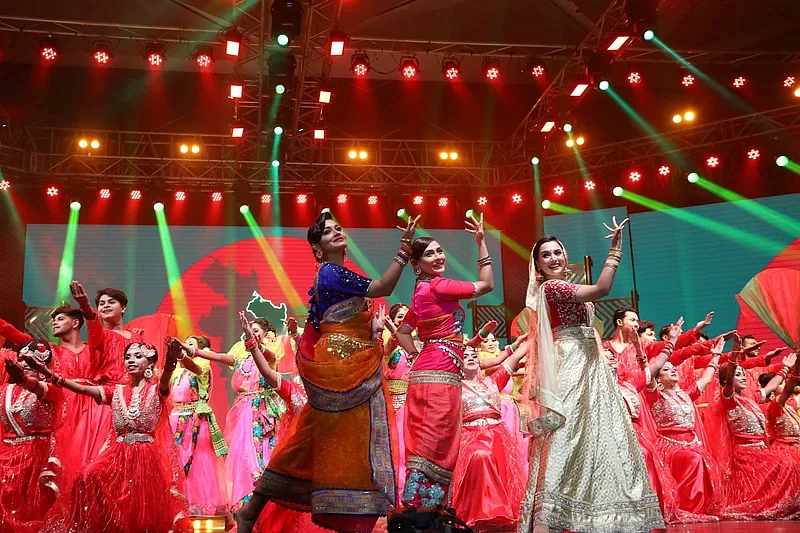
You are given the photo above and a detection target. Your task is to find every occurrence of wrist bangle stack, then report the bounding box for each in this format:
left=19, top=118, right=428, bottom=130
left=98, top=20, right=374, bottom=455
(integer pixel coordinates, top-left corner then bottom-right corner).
left=605, top=247, right=623, bottom=271
left=477, top=255, right=492, bottom=267
left=395, top=244, right=412, bottom=267
left=51, top=374, right=65, bottom=387
left=778, top=368, right=789, bottom=381
left=244, top=337, right=258, bottom=351
left=401, top=238, right=413, bottom=249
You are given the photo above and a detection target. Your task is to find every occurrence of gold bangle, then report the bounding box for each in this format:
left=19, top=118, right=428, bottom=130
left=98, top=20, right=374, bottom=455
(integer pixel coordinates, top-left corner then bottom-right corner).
left=401, top=238, right=413, bottom=248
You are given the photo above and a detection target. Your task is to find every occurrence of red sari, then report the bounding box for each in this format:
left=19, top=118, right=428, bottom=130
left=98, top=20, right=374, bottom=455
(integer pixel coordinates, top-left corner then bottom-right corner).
left=401, top=276, right=476, bottom=506
left=0, top=383, right=65, bottom=533
left=764, top=397, right=800, bottom=449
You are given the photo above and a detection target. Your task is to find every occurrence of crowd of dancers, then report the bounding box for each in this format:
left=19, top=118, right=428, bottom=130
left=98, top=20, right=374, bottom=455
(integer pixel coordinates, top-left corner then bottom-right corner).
left=1, top=210, right=799, bottom=533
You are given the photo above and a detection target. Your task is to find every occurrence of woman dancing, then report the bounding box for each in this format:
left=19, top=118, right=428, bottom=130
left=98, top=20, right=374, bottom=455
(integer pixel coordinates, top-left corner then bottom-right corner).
left=38, top=339, right=188, bottom=533
left=518, top=218, right=664, bottom=533
left=395, top=213, right=494, bottom=507
left=0, top=340, right=66, bottom=533
left=234, top=210, right=420, bottom=533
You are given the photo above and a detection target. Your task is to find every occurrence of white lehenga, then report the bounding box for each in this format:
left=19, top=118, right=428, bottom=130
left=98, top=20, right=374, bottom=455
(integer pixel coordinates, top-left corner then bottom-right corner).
left=517, top=278, right=664, bottom=533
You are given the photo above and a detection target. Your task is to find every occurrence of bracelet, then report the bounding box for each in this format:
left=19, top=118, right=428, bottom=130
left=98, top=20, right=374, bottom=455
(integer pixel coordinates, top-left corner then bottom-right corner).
left=783, top=366, right=791, bottom=373
left=189, top=345, right=197, bottom=357
left=604, top=262, right=618, bottom=271
left=477, top=255, right=492, bottom=266
left=177, top=351, right=186, bottom=361
left=401, top=238, right=413, bottom=249
left=51, top=374, right=65, bottom=387
left=707, top=363, right=719, bottom=371
left=244, top=337, right=258, bottom=351
left=777, top=369, right=789, bottom=380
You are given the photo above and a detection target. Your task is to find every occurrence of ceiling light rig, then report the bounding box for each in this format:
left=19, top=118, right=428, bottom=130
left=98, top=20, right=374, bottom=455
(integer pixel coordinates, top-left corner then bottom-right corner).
left=442, top=57, right=461, bottom=80
left=351, top=53, right=370, bottom=77
left=400, top=56, right=420, bottom=79
left=482, top=59, right=501, bottom=81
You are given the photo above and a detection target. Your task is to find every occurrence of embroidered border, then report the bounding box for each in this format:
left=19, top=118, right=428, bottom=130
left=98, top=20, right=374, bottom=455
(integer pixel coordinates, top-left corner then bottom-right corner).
left=407, top=370, right=461, bottom=388
left=368, top=387, right=396, bottom=506
left=3, top=385, right=26, bottom=437
left=553, top=325, right=597, bottom=340
left=311, top=489, right=393, bottom=516
left=255, top=469, right=313, bottom=506
left=303, top=367, right=383, bottom=412
left=406, top=455, right=453, bottom=485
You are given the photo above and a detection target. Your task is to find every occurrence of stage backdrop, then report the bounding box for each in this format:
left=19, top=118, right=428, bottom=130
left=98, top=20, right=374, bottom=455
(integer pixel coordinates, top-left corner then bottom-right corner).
left=544, top=193, right=800, bottom=348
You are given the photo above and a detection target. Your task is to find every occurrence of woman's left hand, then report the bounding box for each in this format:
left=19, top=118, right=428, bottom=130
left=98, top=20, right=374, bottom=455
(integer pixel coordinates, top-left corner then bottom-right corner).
left=465, top=213, right=485, bottom=244
left=397, top=215, right=421, bottom=244
left=372, top=305, right=387, bottom=338
left=603, top=216, right=629, bottom=249
left=239, top=311, right=255, bottom=340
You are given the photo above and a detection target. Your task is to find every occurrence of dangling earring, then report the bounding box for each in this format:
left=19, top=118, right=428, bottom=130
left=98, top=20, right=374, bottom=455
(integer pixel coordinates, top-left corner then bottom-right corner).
left=313, top=246, right=323, bottom=263
left=144, top=366, right=154, bottom=380
left=413, top=266, right=422, bottom=275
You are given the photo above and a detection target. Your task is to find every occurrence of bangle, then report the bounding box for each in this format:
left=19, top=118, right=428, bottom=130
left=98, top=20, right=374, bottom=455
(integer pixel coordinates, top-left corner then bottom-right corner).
left=401, top=238, right=413, bottom=249
left=783, top=366, right=791, bottom=373
left=177, top=351, right=186, bottom=361
left=52, top=374, right=64, bottom=387
left=189, top=345, right=197, bottom=357
left=477, top=255, right=492, bottom=266
left=479, top=328, right=488, bottom=339
left=244, top=337, right=258, bottom=351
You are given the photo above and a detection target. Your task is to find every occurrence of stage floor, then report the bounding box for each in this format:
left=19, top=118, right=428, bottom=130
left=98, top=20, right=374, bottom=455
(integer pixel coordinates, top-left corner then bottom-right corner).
left=664, top=523, right=800, bottom=532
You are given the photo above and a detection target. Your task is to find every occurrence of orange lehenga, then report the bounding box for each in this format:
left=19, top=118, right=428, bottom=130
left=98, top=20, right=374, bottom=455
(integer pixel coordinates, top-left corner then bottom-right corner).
left=254, top=262, right=396, bottom=533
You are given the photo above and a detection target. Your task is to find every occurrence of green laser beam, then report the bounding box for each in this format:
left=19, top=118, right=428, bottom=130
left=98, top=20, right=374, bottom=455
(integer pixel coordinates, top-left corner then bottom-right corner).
left=545, top=201, right=583, bottom=214
left=155, top=208, right=192, bottom=330
left=55, top=206, right=80, bottom=305
left=777, top=156, right=800, bottom=174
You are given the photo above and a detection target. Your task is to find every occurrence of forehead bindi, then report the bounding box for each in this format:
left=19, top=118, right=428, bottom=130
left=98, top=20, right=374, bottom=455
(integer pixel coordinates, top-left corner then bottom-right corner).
left=539, top=243, right=562, bottom=256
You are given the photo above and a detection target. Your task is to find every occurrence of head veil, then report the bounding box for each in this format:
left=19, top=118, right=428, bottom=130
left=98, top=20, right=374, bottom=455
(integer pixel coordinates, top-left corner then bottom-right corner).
left=518, top=240, right=567, bottom=437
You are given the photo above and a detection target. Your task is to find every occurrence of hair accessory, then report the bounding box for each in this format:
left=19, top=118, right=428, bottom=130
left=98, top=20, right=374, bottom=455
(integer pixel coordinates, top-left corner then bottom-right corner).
left=20, top=343, right=51, bottom=364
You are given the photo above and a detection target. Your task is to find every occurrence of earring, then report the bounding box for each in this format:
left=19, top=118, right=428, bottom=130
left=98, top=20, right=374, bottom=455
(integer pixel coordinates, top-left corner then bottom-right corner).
left=413, top=266, right=421, bottom=275
left=144, top=367, right=154, bottom=380
left=313, top=247, right=323, bottom=262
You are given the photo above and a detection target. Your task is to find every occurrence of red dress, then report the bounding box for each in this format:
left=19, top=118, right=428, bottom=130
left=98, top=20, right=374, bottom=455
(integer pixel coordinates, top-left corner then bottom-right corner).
left=644, top=383, right=724, bottom=522
left=764, top=397, right=800, bottom=449
left=41, top=382, right=188, bottom=533
left=451, top=364, right=524, bottom=528
left=0, top=383, right=65, bottom=533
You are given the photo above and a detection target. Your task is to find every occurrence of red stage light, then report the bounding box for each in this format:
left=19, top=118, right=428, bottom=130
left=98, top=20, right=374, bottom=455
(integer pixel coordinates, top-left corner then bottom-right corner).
left=93, top=43, right=112, bottom=65
left=732, top=76, right=746, bottom=88
left=748, top=149, right=760, bottom=160
left=131, top=190, right=142, bottom=200
left=784, top=76, right=796, bottom=88
left=585, top=181, right=596, bottom=191
left=477, top=196, right=488, bottom=206
left=337, top=194, right=347, bottom=204
left=47, top=186, right=59, bottom=197
left=368, top=195, right=378, bottom=205
left=400, top=57, right=419, bottom=79
left=443, top=58, right=461, bottom=80
left=413, top=195, right=423, bottom=205
left=706, top=156, right=719, bottom=167
left=212, top=192, right=223, bottom=202
left=512, top=193, right=522, bottom=204
left=194, top=49, right=213, bottom=69
left=329, top=30, right=346, bottom=56
left=628, top=72, right=641, bottom=84
left=681, top=74, right=694, bottom=87
left=261, top=194, right=271, bottom=204
left=40, top=36, right=59, bottom=61
left=629, top=171, right=641, bottom=182
left=438, top=197, right=449, bottom=207
left=531, top=64, right=545, bottom=78
left=175, top=191, right=186, bottom=201
left=658, top=165, right=670, bottom=176
left=146, top=44, right=165, bottom=67
left=0, top=180, right=11, bottom=191
left=99, top=188, right=111, bottom=199
left=554, top=186, right=564, bottom=196
left=297, top=194, right=307, bottom=204
left=483, top=60, right=500, bottom=81
left=351, top=54, right=370, bottom=77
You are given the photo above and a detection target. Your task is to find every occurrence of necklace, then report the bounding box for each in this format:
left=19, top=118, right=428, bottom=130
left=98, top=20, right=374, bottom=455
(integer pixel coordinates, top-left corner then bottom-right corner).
left=126, top=384, right=144, bottom=420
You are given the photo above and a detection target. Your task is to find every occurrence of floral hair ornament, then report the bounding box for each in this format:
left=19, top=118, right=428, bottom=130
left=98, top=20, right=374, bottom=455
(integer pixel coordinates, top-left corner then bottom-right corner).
left=20, top=342, right=52, bottom=363
left=126, top=342, right=157, bottom=360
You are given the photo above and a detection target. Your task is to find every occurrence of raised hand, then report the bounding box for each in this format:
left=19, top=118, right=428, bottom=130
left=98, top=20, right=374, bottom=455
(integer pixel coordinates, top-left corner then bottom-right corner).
left=284, top=316, right=299, bottom=334
left=5, top=359, right=26, bottom=384
left=668, top=317, right=684, bottom=341
left=480, top=320, right=498, bottom=337
left=696, top=311, right=714, bottom=331
left=19, top=353, right=50, bottom=377
left=70, top=281, right=90, bottom=305
left=239, top=311, right=255, bottom=340
left=712, top=337, right=726, bottom=354
left=603, top=216, right=629, bottom=249
left=384, top=315, right=398, bottom=335
left=630, top=326, right=642, bottom=348
left=397, top=215, right=421, bottom=244
left=784, top=352, right=798, bottom=369
left=719, top=330, right=736, bottom=341
left=743, top=340, right=766, bottom=355
left=465, top=213, right=485, bottom=245
left=765, top=347, right=788, bottom=362
left=165, top=338, right=182, bottom=365
left=372, top=305, right=387, bottom=338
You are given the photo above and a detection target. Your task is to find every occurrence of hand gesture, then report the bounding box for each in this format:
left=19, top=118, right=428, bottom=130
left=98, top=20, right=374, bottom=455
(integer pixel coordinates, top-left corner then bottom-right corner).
left=132, top=328, right=145, bottom=336
left=70, top=281, right=90, bottom=305
left=696, top=312, right=714, bottom=331
left=603, top=216, right=629, bottom=249
left=397, top=215, right=421, bottom=244
left=283, top=316, right=299, bottom=334
left=239, top=311, right=255, bottom=340
left=711, top=337, right=726, bottom=355
left=743, top=340, right=766, bottom=355
left=630, top=327, right=642, bottom=348
left=668, top=317, right=684, bottom=341
left=165, top=338, right=182, bottom=365
left=5, top=359, right=26, bottom=384
left=465, top=213, right=485, bottom=245
left=372, top=305, right=387, bottom=338
left=784, top=352, right=797, bottom=369
left=719, top=330, right=736, bottom=341
left=480, top=320, right=498, bottom=337
left=19, top=352, right=50, bottom=378
left=384, top=315, right=398, bottom=336
left=765, top=347, right=787, bottom=363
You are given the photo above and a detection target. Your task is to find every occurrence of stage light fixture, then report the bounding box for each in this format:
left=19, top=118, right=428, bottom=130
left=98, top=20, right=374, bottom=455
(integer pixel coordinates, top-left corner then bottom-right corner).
left=613, top=186, right=624, bottom=197
left=230, top=82, right=243, bottom=99
left=40, top=36, right=59, bottom=61
left=329, top=29, right=346, bottom=56
left=585, top=181, right=596, bottom=191
left=531, top=156, right=540, bottom=165
left=540, top=121, right=555, bottom=133
left=413, top=196, right=423, bottom=205
left=131, top=190, right=142, bottom=200
left=628, top=72, right=641, bottom=84
left=687, top=172, right=699, bottom=183
left=682, top=74, right=694, bottom=87
left=358, top=151, right=368, bottom=160
left=400, top=57, right=419, bottom=79
left=351, top=53, right=370, bottom=77
left=542, top=200, right=552, bottom=209
left=231, top=123, right=244, bottom=138
left=554, top=186, right=564, bottom=196
left=795, top=87, right=800, bottom=98
left=175, top=191, right=186, bottom=201
left=268, top=52, right=297, bottom=92
left=748, top=149, right=760, bottom=160
left=438, top=197, right=449, bottom=207
left=225, top=29, right=242, bottom=56
left=442, top=58, right=461, bottom=80
left=313, top=126, right=326, bottom=140
left=478, top=196, right=488, bottom=206
left=271, top=0, right=304, bottom=46
left=658, top=165, right=670, bottom=176
left=348, top=150, right=358, bottom=160
left=643, top=30, right=655, bottom=40
left=274, top=126, right=284, bottom=135
left=92, top=42, right=112, bottom=65
left=261, top=194, right=272, bottom=204
left=296, top=194, right=307, bottom=204
left=482, top=59, right=500, bottom=81
left=275, top=84, right=286, bottom=94
left=368, top=196, right=378, bottom=205
left=570, top=83, right=589, bottom=97
left=212, top=192, right=223, bottom=202
left=439, top=151, right=449, bottom=160
left=526, top=56, right=546, bottom=77
left=90, top=140, right=100, bottom=150
left=145, top=43, right=165, bottom=67
left=319, top=88, right=332, bottom=104
left=776, top=155, right=789, bottom=167
left=629, top=171, right=641, bottom=182
left=47, top=186, right=59, bottom=197
left=732, top=76, right=746, bottom=88
left=193, top=46, right=213, bottom=69
left=566, top=139, right=575, bottom=148
left=70, top=201, right=81, bottom=211
left=239, top=204, right=250, bottom=214
left=180, top=144, right=189, bottom=154
left=153, top=202, right=165, bottom=212
left=449, top=152, right=458, bottom=160
left=271, top=160, right=280, bottom=168
left=512, top=193, right=522, bottom=204
left=784, top=76, right=796, bottom=88
left=607, top=35, right=631, bottom=52
left=576, top=136, right=585, bottom=146
left=672, top=114, right=682, bottom=124
left=531, top=63, right=545, bottom=78
left=684, top=111, right=695, bottom=121
left=0, top=180, right=12, bottom=191
left=397, top=208, right=407, bottom=217
left=78, top=139, right=89, bottom=149
left=336, top=194, right=347, bottom=204
left=598, top=80, right=610, bottom=91
left=586, top=51, right=612, bottom=91
left=191, top=144, right=200, bottom=154
left=562, top=123, right=573, bottom=133
left=706, top=156, right=719, bottom=168
left=99, top=188, right=111, bottom=199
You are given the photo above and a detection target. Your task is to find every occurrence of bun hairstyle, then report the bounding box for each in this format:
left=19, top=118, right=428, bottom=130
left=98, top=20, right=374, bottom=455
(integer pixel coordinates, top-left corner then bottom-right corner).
left=188, top=335, right=211, bottom=350
left=307, top=211, right=334, bottom=262
left=410, top=237, right=435, bottom=261
left=17, top=339, right=54, bottom=366
left=531, top=236, right=564, bottom=276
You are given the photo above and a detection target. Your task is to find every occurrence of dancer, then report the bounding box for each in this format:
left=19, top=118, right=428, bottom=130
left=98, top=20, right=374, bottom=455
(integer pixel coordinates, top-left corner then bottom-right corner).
left=395, top=213, right=494, bottom=507
left=234, top=210, right=420, bottom=533
left=451, top=341, right=528, bottom=530
left=169, top=335, right=229, bottom=517
left=761, top=354, right=800, bottom=449
left=518, top=218, right=664, bottom=533
left=0, top=340, right=66, bottom=533
left=37, top=339, right=188, bottom=533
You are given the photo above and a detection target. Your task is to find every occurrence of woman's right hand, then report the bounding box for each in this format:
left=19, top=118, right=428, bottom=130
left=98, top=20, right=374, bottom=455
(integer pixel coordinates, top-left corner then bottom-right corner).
left=239, top=311, right=254, bottom=340
left=603, top=216, right=629, bottom=249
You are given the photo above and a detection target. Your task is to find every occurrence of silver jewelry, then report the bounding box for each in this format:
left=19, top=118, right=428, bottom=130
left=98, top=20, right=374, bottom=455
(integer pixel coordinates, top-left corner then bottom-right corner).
left=143, top=367, right=154, bottom=380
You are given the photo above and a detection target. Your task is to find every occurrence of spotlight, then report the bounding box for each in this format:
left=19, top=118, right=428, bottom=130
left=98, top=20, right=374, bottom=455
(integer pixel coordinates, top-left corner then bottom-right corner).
left=530, top=63, right=545, bottom=78
left=70, top=201, right=82, bottom=211
left=439, top=151, right=449, bottom=160
left=776, top=155, right=789, bottom=167
left=465, top=209, right=475, bottom=218
left=296, top=194, right=307, bottom=204
left=682, top=74, right=694, bottom=87
left=613, top=186, right=624, bottom=197
left=261, top=194, right=272, bottom=203
left=319, top=88, right=332, bottom=103
left=562, top=123, right=573, bottom=133
left=449, top=152, right=458, bottom=161
left=570, top=83, right=589, bottom=97
left=643, top=30, right=655, bottom=41
left=672, top=114, right=682, bottom=123
left=329, top=29, right=346, bottom=56
left=607, top=34, right=631, bottom=51
left=313, top=126, right=326, bottom=140
left=0, top=180, right=11, bottom=191
left=92, top=42, right=112, bottom=65
left=748, top=149, right=760, bottom=160
left=585, top=181, right=596, bottom=191
left=175, top=191, right=186, bottom=201
left=531, top=156, right=540, bottom=165
left=442, top=58, right=461, bottom=80
left=275, top=84, right=286, bottom=94
left=438, top=197, right=448, bottom=207
left=239, top=204, right=250, bottom=214
left=191, top=144, right=200, bottom=154
left=78, top=139, right=89, bottom=149
left=351, top=53, right=370, bottom=77
left=566, top=139, right=575, bottom=148
left=47, top=186, right=59, bottom=197
left=683, top=111, right=695, bottom=121
left=413, top=195, right=423, bottom=205
left=212, top=192, right=223, bottom=202
left=397, top=208, right=407, bottom=218
left=482, top=59, right=500, bottom=80
left=687, top=172, right=699, bottom=183
left=628, top=72, right=641, bottom=84
left=131, top=190, right=142, bottom=200
left=277, top=34, right=290, bottom=47
left=231, top=123, right=244, bottom=138
left=706, top=156, right=719, bottom=168
left=90, top=140, right=100, bottom=150
left=540, top=121, right=555, bottom=133
left=274, top=126, right=284, bottom=135
left=153, top=202, right=165, bottom=212
left=795, top=87, right=800, bottom=98
left=145, top=43, right=165, bottom=67
left=554, top=186, right=564, bottom=195
left=271, top=0, right=304, bottom=46
left=230, top=82, right=243, bottom=99
left=99, top=188, right=111, bottom=199
left=400, top=57, right=419, bottom=79
left=358, top=151, right=368, bottom=160
left=271, top=160, right=280, bottom=168
left=629, top=171, right=641, bottom=182
left=268, top=52, right=297, bottom=92
left=180, top=144, right=189, bottom=154
left=784, top=76, right=796, bottom=88
left=194, top=46, right=213, bottom=68
left=732, top=76, right=746, bottom=88
left=576, top=136, right=585, bottom=146
left=225, top=29, right=243, bottom=56
left=658, top=165, right=670, bottom=176
left=337, top=194, right=347, bottom=204
left=542, top=199, right=552, bottom=209
left=477, top=196, right=488, bottom=206
left=368, top=196, right=378, bottom=205
left=598, top=80, right=610, bottom=91
left=348, top=150, right=358, bottom=159
left=40, top=36, right=59, bottom=61
left=512, top=193, right=522, bottom=204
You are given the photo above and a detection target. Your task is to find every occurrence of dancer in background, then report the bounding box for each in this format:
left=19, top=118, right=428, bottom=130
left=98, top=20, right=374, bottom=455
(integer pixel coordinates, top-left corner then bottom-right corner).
left=37, top=339, right=188, bottom=533
left=0, top=340, right=66, bottom=533
left=169, top=335, right=229, bottom=517
left=451, top=340, right=528, bottom=530
left=235, top=210, right=420, bottom=533
left=518, top=218, right=663, bottom=533
left=761, top=353, right=800, bottom=450
left=396, top=213, right=494, bottom=507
